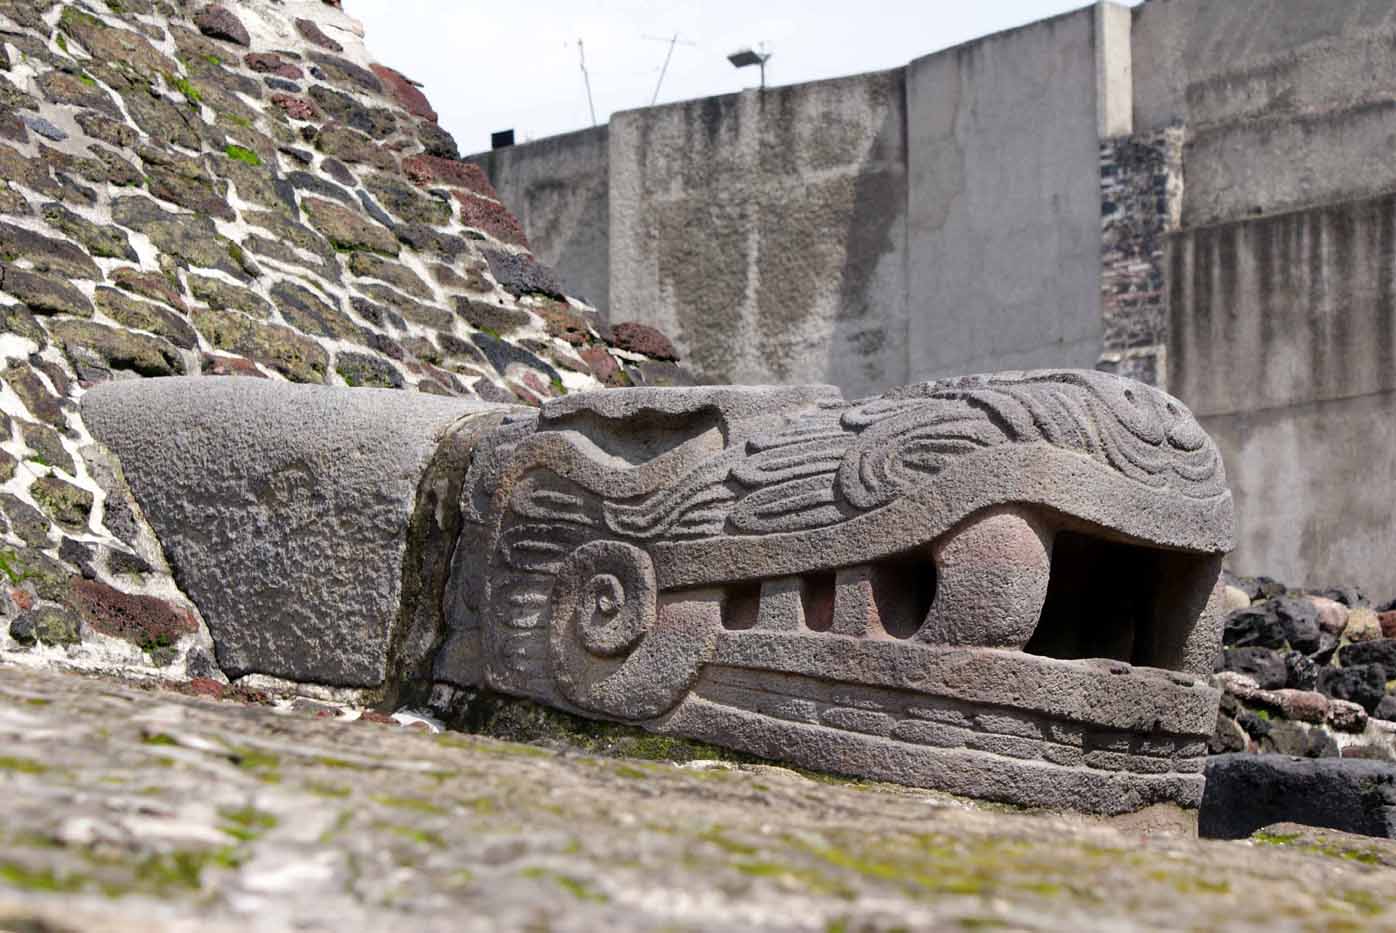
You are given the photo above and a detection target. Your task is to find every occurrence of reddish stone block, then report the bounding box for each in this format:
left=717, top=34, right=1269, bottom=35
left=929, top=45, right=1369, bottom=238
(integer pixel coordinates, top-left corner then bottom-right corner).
left=295, top=17, right=343, bottom=53
left=244, top=52, right=304, bottom=80
left=67, top=578, right=198, bottom=649
left=189, top=677, right=226, bottom=698
left=272, top=94, right=320, bottom=122
left=370, top=64, right=437, bottom=123
left=1380, top=611, right=1396, bottom=639
left=609, top=321, right=679, bottom=362
left=201, top=353, right=267, bottom=378
left=579, top=346, right=621, bottom=385
left=360, top=710, right=395, bottom=725
left=453, top=191, right=527, bottom=248
left=10, top=587, right=33, bottom=611
left=194, top=4, right=251, bottom=47
left=402, top=155, right=496, bottom=198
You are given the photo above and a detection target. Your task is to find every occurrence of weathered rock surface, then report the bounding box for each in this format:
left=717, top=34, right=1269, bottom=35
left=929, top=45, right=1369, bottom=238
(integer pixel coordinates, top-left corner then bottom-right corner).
left=1202, top=754, right=1396, bottom=840
left=81, top=378, right=521, bottom=694
left=2, top=665, right=1395, bottom=932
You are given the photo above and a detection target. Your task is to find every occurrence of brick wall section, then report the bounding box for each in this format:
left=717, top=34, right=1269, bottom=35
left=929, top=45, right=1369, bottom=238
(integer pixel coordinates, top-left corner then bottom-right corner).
left=1096, top=126, right=1183, bottom=390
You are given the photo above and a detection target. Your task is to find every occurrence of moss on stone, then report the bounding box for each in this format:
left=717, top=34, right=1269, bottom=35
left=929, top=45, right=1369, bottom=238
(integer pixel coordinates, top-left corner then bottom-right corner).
left=0, top=755, right=47, bottom=774
left=168, top=73, right=202, bottom=107
left=225, top=143, right=261, bottom=167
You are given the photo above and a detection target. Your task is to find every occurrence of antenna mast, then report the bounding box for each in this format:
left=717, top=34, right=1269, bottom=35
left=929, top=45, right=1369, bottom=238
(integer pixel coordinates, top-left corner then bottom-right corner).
left=577, top=39, right=597, bottom=126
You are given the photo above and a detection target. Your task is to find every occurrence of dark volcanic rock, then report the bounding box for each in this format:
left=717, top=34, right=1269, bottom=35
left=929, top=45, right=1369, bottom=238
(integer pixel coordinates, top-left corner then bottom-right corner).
left=1222, top=647, right=1288, bottom=690
left=1200, top=754, right=1396, bottom=839
left=1271, top=596, right=1322, bottom=654
left=1317, top=664, right=1388, bottom=714
left=1284, top=650, right=1319, bottom=691
left=480, top=247, right=563, bottom=299
left=1339, top=639, right=1396, bottom=681
left=1223, top=605, right=1287, bottom=650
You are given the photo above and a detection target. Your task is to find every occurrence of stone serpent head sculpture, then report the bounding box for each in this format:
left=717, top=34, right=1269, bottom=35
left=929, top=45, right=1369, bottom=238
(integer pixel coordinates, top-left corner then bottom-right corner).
left=84, top=369, right=1232, bottom=815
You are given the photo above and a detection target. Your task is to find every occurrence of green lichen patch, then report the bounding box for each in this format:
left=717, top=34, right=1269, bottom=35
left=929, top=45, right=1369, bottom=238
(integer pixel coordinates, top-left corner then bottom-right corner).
left=218, top=806, right=278, bottom=842
left=373, top=795, right=446, bottom=816
left=0, top=755, right=48, bottom=774
left=521, top=867, right=609, bottom=903
left=224, top=144, right=261, bottom=167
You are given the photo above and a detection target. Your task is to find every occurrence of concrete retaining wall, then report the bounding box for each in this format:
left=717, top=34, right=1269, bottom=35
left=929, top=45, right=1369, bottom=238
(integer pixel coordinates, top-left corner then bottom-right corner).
left=468, top=126, right=612, bottom=313
left=609, top=72, right=909, bottom=396
left=1170, top=194, right=1396, bottom=598
left=906, top=7, right=1107, bottom=381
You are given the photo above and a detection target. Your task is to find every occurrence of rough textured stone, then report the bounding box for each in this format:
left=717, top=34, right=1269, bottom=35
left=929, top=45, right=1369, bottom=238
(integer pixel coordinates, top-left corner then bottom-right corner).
left=1201, top=754, right=1396, bottom=839
left=30, top=475, right=92, bottom=530
left=19, top=420, right=74, bottom=476
left=40, top=201, right=137, bottom=262
left=68, top=577, right=196, bottom=654
left=1222, top=646, right=1287, bottom=690
left=0, top=222, right=100, bottom=279
left=370, top=64, right=437, bottom=122
left=335, top=351, right=403, bottom=388
left=49, top=319, right=184, bottom=378
left=1222, top=605, right=1287, bottom=650
left=83, top=378, right=512, bottom=690
left=111, top=197, right=254, bottom=281
left=6, top=666, right=1396, bottom=932
left=94, top=287, right=198, bottom=350
left=295, top=17, right=343, bottom=53
left=347, top=251, right=432, bottom=300
left=314, top=124, right=396, bottom=169
left=453, top=191, right=528, bottom=246
left=1346, top=608, right=1384, bottom=642
left=191, top=308, right=327, bottom=383
left=270, top=280, right=359, bottom=341
left=303, top=196, right=398, bottom=255
left=192, top=5, right=250, bottom=47
left=1339, top=639, right=1396, bottom=681
left=3, top=360, right=64, bottom=427
left=456, top=297, right=531, bottom=335
left=480, top=247, right=563, bottom=299
left=187, top=274, right=272, bottom=319
left=366, top=173, right=450, bottom=225
left=309, top=86, right=396, bottom=139
left=1318, top=664, right=1388, bottom=713
left=0, top=266, right=91, bottom=317
left=610, top=321, right=680, bottom=361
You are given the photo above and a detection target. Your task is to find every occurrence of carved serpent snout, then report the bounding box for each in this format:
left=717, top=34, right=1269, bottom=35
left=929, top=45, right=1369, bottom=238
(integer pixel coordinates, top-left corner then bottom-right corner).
left=468, top=371, right=1233, bottom=724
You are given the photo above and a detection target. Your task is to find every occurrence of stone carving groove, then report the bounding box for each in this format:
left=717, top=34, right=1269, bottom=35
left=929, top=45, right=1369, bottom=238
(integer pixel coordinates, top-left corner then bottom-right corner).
left=435, top=368, right=1235, bottom=814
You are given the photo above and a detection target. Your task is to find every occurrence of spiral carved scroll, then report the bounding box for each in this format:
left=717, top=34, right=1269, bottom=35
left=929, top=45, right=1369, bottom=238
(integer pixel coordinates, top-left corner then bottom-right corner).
left=549, top=541, right=718, bottom=720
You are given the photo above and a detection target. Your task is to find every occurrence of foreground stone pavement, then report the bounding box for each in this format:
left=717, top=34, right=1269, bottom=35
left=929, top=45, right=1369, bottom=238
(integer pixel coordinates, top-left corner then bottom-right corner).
left=1, top=666, right=1394, bottom=931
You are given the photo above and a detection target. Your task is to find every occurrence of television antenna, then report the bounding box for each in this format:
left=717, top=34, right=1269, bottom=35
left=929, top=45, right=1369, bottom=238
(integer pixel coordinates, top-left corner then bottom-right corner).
left=576, top=38, right=597, bottom=126
left=642, top=33, right=696, bottom=106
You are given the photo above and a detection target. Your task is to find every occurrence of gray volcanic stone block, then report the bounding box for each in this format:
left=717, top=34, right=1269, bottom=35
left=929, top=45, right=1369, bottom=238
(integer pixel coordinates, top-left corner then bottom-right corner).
left=1201, top=754, right=1396, bottom=839
left=439, top=369, right=1235, bottom=814
left=82, top=377, right=521, bottom=694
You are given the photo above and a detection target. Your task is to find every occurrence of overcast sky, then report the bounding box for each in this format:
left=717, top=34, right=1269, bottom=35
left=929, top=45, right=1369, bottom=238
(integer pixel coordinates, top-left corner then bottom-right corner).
left=349, top=1, right=1140, bottom=156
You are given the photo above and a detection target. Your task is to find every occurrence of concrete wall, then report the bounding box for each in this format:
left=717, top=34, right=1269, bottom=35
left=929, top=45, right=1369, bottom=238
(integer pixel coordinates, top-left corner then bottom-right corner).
left=906, top=7, right=1108, bottom=381
left=468, top=126, right=611, bottom=312
left=608, top=72, right=909, bottom=396
left=1133, top=0, right=1396, bottom=227
left=1169, top=194, right=1396, bottom=598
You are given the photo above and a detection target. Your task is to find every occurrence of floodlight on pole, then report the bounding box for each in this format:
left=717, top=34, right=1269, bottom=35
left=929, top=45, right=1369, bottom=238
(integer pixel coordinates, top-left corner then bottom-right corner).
left=727, top=47, right=772, bottom=90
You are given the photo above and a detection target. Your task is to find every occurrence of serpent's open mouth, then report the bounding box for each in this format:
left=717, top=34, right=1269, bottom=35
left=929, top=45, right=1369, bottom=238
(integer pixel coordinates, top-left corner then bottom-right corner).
left=440, top=370, right=1234, bottom=813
